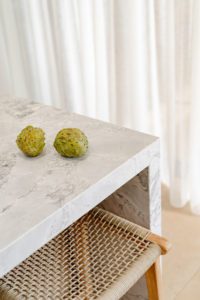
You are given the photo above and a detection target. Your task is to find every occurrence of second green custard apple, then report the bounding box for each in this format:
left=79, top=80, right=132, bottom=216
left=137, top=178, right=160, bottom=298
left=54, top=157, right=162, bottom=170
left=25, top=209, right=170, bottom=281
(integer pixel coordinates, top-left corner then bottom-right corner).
left=53, top=128, right=88, bottom=157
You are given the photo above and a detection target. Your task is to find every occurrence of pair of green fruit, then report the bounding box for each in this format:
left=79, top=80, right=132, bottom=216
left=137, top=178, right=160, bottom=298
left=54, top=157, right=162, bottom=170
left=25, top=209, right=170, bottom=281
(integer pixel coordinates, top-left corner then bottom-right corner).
left=16, top=125, right=88, bottom=158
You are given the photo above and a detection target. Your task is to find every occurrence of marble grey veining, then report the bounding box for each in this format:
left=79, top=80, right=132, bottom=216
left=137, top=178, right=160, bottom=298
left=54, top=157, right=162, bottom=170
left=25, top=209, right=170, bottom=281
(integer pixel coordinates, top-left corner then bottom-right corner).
left=0, top=95, right=160, bottom=298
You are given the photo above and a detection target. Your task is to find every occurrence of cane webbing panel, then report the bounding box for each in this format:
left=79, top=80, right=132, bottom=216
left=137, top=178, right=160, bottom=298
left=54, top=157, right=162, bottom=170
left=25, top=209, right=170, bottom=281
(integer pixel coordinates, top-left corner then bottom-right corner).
left=0, top=208, right=160, bottom=300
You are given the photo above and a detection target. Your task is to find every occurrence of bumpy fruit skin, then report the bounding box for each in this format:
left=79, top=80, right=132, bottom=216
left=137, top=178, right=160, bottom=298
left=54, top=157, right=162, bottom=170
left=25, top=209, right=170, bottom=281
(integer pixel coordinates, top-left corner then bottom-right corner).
left=54, top=128, right=88, bottom=158
left=16, top=125, right=45, bottom=157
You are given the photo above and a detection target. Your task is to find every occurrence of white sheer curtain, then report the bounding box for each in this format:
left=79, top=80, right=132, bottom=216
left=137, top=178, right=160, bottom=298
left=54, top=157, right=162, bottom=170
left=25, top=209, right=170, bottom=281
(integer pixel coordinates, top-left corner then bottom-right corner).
left=0, top=0, right=199, bottom=213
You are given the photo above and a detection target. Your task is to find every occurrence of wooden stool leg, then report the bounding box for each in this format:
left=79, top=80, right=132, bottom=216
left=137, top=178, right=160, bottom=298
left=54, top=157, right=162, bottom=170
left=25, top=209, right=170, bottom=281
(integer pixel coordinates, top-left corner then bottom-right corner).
left=145, top=258, right=162, bottom=300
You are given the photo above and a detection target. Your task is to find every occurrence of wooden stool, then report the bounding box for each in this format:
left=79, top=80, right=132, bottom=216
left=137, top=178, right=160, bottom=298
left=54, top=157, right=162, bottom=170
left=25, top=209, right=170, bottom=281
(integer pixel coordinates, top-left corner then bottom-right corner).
left=0, top=207, right=171, bottom=300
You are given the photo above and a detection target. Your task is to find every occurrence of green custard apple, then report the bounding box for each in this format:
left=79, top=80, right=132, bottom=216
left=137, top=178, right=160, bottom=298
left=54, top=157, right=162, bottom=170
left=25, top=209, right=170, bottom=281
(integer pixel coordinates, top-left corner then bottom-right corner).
left=54, top=128, right=88, bottom=158
left=16, top=125, right=45, bottom=157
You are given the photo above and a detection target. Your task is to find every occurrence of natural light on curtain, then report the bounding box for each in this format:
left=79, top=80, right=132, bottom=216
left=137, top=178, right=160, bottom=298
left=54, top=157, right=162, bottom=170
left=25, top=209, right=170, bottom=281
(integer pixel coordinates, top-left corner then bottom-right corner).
left=0, top=0, right=200, bottom=213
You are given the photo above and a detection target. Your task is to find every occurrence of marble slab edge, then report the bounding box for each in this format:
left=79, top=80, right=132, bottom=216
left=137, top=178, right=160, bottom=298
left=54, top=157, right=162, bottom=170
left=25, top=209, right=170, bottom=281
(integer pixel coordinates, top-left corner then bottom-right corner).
left=0, top=139, right=159, bottom=277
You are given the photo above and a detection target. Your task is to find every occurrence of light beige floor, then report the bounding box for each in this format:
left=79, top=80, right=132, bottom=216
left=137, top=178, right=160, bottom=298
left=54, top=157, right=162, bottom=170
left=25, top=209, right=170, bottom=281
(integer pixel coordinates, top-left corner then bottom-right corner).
left=162, top=192, right=200, bottom=299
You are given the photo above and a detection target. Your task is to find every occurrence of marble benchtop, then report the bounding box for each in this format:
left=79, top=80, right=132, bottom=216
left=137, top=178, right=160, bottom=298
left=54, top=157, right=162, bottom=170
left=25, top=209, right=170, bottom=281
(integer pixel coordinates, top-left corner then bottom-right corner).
left=0, top=96, right=159, bottom=277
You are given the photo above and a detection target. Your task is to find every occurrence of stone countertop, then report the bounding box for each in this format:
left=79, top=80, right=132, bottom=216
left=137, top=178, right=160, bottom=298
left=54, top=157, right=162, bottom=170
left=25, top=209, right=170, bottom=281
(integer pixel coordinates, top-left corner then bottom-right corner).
left=0, top=96, right=159, bottom=277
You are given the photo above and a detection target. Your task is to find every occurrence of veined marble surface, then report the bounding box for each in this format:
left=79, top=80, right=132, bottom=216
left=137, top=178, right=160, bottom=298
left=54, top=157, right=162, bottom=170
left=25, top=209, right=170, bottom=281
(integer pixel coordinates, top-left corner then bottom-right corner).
left=0, top=96, right=159, bottom=278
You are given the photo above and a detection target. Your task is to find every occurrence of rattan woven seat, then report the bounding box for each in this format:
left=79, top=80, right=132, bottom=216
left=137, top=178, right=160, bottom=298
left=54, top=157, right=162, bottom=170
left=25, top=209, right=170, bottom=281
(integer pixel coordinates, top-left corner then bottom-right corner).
left=0, top=208, right=166, bottom=300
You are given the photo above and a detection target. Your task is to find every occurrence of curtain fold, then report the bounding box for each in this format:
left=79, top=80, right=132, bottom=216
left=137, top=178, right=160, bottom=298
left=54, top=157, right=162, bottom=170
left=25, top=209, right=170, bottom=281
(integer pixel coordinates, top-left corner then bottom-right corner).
left=0, top=0, right=199, bottom=212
